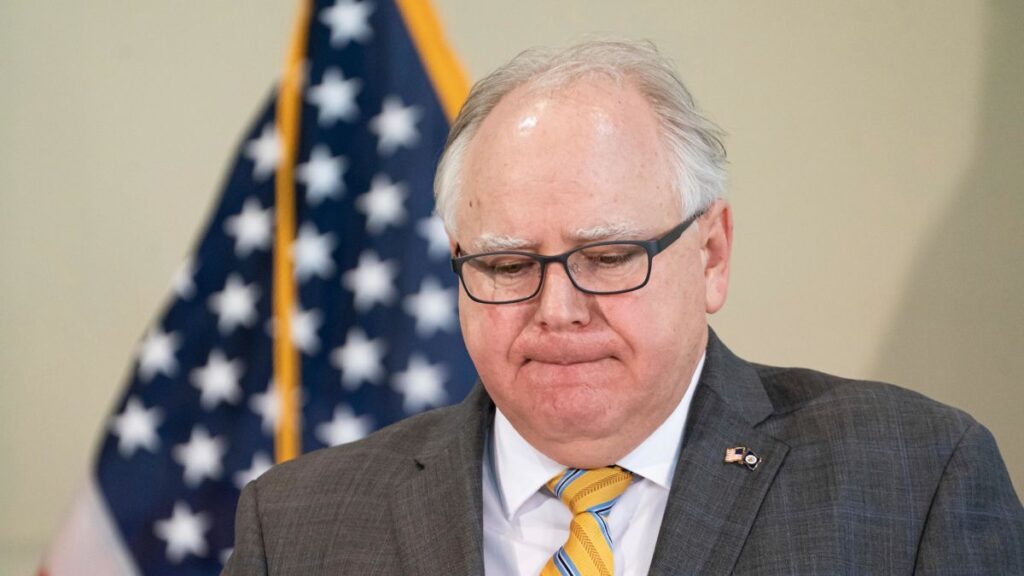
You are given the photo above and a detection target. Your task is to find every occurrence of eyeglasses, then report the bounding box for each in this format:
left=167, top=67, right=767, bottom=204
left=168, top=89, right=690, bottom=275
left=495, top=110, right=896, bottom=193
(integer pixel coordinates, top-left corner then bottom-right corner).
left=451, top=211, right=703, bottom=304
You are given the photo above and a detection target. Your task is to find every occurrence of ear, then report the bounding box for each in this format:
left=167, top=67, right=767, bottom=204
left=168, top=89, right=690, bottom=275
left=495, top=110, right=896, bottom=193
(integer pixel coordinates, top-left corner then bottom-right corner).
left=700, top=200, right=733, bottom=314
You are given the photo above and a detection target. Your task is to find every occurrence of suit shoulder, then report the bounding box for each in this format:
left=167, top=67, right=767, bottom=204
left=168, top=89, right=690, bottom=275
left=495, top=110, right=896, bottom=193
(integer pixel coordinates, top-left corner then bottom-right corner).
left=753, top=364, right=977, bottom=450
left=252, top=402, right=466, bottom=498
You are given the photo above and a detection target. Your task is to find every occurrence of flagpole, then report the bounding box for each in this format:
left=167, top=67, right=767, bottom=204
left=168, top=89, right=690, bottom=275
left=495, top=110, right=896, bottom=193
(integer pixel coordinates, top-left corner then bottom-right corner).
left=395, top=0, right=470, bottom=123
left=273, top=0, right=312, bottom=464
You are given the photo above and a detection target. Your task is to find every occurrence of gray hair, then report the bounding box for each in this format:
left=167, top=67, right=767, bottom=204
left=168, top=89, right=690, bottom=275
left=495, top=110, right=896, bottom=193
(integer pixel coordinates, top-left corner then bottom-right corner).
left=433, top=39, right=728, bottom=236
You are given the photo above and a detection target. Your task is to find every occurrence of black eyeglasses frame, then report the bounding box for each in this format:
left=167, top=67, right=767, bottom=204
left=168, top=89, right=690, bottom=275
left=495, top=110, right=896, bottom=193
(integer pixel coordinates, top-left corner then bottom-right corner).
left=451, top=210, right=704, bottom=305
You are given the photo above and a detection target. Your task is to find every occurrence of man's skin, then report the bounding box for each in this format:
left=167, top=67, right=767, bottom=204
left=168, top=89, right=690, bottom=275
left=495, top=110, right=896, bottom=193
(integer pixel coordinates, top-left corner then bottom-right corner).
left=450, top=73, right=733, bottom=469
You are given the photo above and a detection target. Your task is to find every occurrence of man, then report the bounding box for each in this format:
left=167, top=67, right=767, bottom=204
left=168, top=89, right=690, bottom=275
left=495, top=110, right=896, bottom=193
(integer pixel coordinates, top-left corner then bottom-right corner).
left=225, top=40, right=1023, bottom=575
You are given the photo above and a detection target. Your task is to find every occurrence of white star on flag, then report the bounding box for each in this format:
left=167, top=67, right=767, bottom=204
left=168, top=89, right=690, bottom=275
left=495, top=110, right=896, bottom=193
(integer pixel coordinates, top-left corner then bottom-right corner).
left=208, top=274, right=260, bottom=334
left=356, top=174, right=407, bottom=234
left=320, top=0, right=375, bottom=48
left=330, top=327, right=387, bottom=390
left=416, top=216, right=451, bottom=260
left=392, top=354, right=448, bottom=414
left=153, top=501, right=211, bottom=564
left=224, top=198, right=273, bottom=257
left=316, top=405, right=375, bottom=447
left=243, top=123, right=282, bottom=180
left=190, top=350, right=245, bottom=410
left=307, top=67, right=362, bottom=126
left=290, top=306, right=323, bottom=355
left=249, top=380, right=305, bottom=436
left=110, top=397, right=163, bottom=457
left=249, top=380, right=280, bottom=435
left=173, top=257, right=198, bottom=300
left=403, top=277, right=457, bottom=336
left=138, top=328, right=181, bottom=382
left=341, top=250, right=399, bottom=312
left=233, top=452, right=273, bottom=489
left=369, top=95, right=421, bottom=156
left=293, top=222, right=337, bottom=282
left=296, top=145, right=348, bottom=205
left=172, top=426, right=228, bottom=488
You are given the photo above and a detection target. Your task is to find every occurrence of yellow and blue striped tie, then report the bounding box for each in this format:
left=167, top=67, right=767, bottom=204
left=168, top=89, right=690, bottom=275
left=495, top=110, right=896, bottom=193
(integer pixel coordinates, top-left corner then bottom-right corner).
left=541, top=466, right=634, bottom=576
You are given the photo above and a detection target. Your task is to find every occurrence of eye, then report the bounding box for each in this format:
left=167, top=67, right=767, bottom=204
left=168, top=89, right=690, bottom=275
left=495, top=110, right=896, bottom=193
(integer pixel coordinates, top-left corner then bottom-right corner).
left=579, top=245, right=643, bottom=267
left=470, top=255, right=537, bottom=278
left=593, top=252, right=635, bottom=266
left=493, top=260, right=533, bottom=276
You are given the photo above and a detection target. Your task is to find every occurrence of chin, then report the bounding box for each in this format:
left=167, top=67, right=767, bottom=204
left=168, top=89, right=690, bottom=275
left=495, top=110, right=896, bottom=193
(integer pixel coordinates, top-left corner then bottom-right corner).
left=534, top=385, right=621, bottom=436
left=486, top=360, right=635, bottom=436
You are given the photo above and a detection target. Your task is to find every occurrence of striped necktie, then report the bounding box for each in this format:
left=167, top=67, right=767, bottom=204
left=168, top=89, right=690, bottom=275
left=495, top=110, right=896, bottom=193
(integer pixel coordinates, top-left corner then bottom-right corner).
left=541, top=466, right=634, bottom=576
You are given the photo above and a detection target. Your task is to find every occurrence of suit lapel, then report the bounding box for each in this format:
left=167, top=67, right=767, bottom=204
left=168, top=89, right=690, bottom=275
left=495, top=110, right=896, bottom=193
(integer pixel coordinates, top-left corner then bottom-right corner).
left=649, top=331, right=790, bottom=575
left=386, top=385, right=490, bottom=575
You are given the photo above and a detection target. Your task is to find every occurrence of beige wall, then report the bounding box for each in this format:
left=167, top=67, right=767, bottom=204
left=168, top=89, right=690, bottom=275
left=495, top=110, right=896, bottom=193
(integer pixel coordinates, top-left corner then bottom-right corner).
left=1, top=1, right=1020, bottom=573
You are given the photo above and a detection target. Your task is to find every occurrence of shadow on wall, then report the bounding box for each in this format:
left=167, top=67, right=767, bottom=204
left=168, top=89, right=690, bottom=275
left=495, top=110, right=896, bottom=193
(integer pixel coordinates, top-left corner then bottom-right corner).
left=872, top=0, right=1024, bottom=490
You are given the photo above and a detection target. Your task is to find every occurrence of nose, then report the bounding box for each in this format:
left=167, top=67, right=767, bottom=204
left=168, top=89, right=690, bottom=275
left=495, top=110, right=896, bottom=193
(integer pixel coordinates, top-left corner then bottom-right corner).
left=533, top=261, right=592, bottom=329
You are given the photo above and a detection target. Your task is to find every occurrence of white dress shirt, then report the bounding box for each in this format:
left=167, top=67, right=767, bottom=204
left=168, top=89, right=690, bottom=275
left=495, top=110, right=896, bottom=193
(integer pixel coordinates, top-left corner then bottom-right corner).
left=482, top=354, right=705, bottom=576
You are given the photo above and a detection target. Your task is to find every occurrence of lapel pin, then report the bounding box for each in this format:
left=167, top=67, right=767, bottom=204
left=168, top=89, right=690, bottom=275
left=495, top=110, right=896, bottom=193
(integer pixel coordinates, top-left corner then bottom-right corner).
left=724, top=446, right=761, bottom=470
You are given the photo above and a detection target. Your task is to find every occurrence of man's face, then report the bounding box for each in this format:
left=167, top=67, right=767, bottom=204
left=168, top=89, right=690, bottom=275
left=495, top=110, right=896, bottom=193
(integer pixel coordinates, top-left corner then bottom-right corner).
left=452, top=75, right=729, bottom=467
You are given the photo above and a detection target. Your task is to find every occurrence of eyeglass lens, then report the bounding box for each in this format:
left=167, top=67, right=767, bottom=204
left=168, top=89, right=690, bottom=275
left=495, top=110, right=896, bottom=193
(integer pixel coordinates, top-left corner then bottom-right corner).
left=461, top=243, right=649, bottom=303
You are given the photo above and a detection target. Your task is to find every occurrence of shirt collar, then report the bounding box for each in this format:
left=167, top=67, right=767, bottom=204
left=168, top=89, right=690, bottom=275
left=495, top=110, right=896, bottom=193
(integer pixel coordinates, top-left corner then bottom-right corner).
left=491, top=353, right=706, bottom=519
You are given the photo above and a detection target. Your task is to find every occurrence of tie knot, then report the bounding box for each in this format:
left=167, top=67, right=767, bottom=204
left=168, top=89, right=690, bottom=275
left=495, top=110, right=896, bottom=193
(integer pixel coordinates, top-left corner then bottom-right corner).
left=546, top=466, right=633, bottom=516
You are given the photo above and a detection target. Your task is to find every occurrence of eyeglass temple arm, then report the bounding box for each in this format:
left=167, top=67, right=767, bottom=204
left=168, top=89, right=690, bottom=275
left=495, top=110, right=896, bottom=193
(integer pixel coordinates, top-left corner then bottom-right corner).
left=654, top=209, right=705, bottom=252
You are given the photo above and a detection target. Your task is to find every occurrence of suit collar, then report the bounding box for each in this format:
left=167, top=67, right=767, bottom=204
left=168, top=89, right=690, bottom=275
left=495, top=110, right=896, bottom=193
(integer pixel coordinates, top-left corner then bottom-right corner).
left=699, top=328, right=775, bottom=426
left=648, top=329, right=790, bottom=575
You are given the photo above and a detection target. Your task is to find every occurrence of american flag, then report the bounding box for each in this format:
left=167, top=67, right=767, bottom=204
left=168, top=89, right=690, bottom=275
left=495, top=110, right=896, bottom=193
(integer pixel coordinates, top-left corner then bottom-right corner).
left=724, top=446, right=760, bottom=470
left=724, top=447, right=748, bottom=464
left=40, top=1, right=475, bottom=574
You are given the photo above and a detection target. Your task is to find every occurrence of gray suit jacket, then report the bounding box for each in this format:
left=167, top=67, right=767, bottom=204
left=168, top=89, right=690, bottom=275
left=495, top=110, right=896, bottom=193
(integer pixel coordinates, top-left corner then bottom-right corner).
left=224, top=332, right=1023, bottom=575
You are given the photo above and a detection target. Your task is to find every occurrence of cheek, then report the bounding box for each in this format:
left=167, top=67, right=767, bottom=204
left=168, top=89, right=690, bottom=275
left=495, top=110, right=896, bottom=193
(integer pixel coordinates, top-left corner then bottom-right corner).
left=603, top=265, right=703, bottom=364
left=458, top=296, right=528, bottom=376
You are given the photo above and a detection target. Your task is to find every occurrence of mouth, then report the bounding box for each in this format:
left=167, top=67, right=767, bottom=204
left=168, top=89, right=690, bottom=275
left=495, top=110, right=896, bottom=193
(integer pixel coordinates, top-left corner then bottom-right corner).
left=515, top=335, right=621, bottom=373
left=524, top=354, right=611, bottom=366
left=521, top=355, right=617, bottom=376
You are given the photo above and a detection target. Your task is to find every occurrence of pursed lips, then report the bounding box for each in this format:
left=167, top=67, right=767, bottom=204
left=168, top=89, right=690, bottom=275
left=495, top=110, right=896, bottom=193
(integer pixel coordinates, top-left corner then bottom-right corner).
left=522, top=352, right=613, bottom=366
left=515, top=336, right=622, bottom=368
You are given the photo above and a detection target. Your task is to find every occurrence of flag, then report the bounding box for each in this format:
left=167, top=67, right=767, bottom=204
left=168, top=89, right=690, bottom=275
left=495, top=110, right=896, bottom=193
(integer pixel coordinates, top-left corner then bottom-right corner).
left=724, top=446, right=760, bottom=470
left=40, top=1, right=474, bottom=574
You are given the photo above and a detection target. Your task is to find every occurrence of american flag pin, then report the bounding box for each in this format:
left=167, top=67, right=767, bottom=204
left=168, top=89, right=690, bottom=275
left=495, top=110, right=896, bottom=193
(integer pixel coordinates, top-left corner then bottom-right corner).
left=724, top=446, right=761, bottom=470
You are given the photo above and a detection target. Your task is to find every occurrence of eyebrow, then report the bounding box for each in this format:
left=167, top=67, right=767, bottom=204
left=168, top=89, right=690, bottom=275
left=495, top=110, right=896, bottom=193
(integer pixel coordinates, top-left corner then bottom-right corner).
left=569, top=221, right=646, bottom=242
left=467, top=220, right=649, bottom=254
left=470, top=233, right=535, bottom=253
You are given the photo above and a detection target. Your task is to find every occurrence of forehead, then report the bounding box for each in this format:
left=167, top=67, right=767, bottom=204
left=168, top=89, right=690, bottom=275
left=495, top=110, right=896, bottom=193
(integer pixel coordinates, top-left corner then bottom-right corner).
left=455, top=75, right=681, bottom=245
